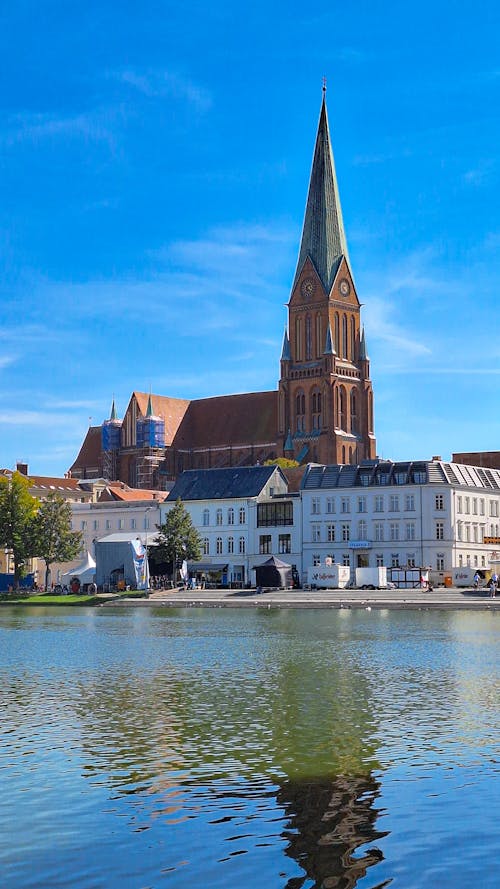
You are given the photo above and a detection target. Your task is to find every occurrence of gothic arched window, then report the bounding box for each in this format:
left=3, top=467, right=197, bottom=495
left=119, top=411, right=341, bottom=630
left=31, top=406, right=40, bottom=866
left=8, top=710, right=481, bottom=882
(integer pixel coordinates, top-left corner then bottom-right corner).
left=339, top=386, right=347, bottom=430
left=351, top=317, right=356, bottom=360
left=335, top=313, right=340, bottom=355
left=311, top=388, right=322, bottom=430
left=305, top=314, right=312, bottom=360
left=351, top=390, right=358, bottom=433
left=296, top=389, right=306, bottom=432
left=342, top=315, right=348, bottom=359
left=315, top=313, right=322, bottom=358
left=295, top=317, right=303, bottom=361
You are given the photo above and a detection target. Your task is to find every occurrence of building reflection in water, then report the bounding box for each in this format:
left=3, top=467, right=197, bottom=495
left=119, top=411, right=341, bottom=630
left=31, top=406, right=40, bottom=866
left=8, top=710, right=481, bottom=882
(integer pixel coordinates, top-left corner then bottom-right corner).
left=278, top=774, right=388, bottom=889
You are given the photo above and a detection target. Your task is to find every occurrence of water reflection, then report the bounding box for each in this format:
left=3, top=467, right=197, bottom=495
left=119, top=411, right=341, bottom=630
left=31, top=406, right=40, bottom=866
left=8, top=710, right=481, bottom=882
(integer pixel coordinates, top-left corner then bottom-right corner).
left=2, top=606, right=499, bottom=889
left=65, top=609, right=386, bottom=886
left=278, top=775, right=387, bottom=889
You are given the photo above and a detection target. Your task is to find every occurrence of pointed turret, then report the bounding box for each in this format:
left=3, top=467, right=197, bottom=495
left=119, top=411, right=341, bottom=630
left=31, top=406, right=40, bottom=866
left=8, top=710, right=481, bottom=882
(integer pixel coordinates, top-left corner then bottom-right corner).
left=284, top=429, right=294, bottom=455
left=324, top=322, right=336, bottom=356
left=281, top=326, right=290, bottom=361
left=292, top=90, right=350, bottom=293
left=109, top=398, right=118, bottom=422
left=146, top=393, right=154, bottom=418
left=359, top=327, right=368, bottom=360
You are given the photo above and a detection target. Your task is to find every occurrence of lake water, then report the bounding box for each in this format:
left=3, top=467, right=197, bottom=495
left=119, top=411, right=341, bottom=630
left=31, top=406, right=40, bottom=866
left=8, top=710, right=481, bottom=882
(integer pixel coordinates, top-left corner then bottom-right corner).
left=1, top=605, right=499, bottom=888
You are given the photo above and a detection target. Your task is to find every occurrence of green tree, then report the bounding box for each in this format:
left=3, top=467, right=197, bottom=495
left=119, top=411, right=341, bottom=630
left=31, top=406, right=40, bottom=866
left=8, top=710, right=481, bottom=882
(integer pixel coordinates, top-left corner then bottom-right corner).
left=153, top=498, right=202, bottom=581
left=31, top=493, right=83, bottom=590
left=264, top=458, right=299, bottom=468
left=0, top=471, right=39, bottom=587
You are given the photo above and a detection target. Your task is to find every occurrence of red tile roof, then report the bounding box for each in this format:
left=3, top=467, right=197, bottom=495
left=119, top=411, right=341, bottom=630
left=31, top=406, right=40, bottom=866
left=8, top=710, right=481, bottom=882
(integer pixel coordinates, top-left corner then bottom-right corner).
left=173, top=391, right=278, bottom=451
left=132, top=392, right=190, bottom=444
left=100, top=483, right=169, bottom=502
left=69, top=426, right=103, bottom=476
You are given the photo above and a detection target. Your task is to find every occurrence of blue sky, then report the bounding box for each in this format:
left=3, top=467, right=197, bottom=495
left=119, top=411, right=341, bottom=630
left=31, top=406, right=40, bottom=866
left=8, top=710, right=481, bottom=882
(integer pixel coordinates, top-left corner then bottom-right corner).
left=1, top=0, right=499, bottom=476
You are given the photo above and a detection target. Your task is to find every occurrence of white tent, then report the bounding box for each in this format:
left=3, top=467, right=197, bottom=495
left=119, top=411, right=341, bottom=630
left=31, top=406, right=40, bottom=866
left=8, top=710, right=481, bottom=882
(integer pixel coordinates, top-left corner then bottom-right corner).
left=61, top=551, right=96, bottom=586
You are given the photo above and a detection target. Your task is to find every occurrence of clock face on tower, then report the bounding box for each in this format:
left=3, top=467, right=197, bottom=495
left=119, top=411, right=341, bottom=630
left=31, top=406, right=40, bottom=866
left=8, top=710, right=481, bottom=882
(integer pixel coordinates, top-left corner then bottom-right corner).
left=339, top=278, right=350, bottom=297
left=300, top=277, right=315, bottom=300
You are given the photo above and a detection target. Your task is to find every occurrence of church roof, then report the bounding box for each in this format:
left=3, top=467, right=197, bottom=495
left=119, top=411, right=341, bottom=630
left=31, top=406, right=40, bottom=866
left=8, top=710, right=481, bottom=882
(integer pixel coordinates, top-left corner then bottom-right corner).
left=293, top=93, right=350, bottom=293
left=69, top=426, right=103, bottom=477
left=132, top=391, right=190, bottom=444
left=172, top=391, right=278, bottom=452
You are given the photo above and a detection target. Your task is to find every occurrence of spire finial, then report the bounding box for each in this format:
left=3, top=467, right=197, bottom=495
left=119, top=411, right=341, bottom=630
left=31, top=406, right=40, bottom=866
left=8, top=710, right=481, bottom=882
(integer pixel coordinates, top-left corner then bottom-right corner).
left=322, top=75, right=327, bottom=96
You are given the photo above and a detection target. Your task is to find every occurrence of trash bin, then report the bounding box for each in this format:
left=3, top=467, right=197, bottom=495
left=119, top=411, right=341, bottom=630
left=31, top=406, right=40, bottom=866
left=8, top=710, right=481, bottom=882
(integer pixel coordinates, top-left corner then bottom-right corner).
left=444, top=575, right=452, bottom=588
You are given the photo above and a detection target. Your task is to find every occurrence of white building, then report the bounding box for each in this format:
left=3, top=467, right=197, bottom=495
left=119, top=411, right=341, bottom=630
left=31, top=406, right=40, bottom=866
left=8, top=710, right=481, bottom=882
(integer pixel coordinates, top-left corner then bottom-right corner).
left=299, top=458, right=500, bottom=579
left=161, top=465, right=302, bottom=586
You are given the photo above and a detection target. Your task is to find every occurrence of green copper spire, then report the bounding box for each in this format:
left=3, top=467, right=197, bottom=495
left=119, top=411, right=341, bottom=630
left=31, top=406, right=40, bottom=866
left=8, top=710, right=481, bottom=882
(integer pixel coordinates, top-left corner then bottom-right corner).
left=146, top=393, right=154, bottom=418
left=109, top=398, right=118, bottom=421
left=293, top=91, right=350, bottom=293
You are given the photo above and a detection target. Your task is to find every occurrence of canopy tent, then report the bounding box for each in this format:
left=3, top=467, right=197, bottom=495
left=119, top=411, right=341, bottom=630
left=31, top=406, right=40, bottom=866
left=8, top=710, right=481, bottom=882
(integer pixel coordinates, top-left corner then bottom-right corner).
left=60, top=551, right=96, bottom=587
left=94, top=533, right=150, bottom=590
left=253, top=556, right=293, bottom=589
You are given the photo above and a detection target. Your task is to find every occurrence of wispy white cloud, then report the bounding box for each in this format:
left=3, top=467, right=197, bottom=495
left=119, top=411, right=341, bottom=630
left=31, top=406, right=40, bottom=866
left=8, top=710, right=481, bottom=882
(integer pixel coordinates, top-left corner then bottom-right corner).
left=462, top=159, right=495, bottom=187
left=42, top=398, right=103, bottom=410
left=0, top=410, right=75, bottom=427
left=1, top=108, right=120, bottom=148
left=111, top=68, right=212, bottom=112
left=363, top=296, right=432, bottom=356
left=0, top=355, right=17, bottom=370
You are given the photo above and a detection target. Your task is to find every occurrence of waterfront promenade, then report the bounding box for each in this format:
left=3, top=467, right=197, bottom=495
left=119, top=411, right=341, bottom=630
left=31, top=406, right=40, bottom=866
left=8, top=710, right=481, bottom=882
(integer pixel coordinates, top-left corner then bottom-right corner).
left=126, top=585, right=500, bottom=610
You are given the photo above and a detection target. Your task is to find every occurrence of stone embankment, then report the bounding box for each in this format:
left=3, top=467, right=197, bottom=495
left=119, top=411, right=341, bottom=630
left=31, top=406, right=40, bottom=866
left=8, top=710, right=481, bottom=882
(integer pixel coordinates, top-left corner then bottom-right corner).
left=111, top=586, right=500, bottom=610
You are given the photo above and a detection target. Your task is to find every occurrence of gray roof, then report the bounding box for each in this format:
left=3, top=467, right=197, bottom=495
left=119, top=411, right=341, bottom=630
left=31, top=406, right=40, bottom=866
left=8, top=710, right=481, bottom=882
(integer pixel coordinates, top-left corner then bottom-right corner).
left=167, top=465, right=285, bottom=501
left=292, top=95, right=350, bottom=293
left=301, top=460, right=500, bottom=490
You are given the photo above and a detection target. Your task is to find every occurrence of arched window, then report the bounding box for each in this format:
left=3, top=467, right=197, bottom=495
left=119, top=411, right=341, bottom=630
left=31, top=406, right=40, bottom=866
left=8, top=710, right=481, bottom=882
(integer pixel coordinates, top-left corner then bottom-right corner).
left=350, top=390, right=358, bottom=433
left=227, top=536, right=234, bottom=554
left=216, top=508, right=223, bottom=526
left=311, top=388, right=322, bottom=430
left=335, top=388, right=339, bottom=426
left=334, top=313, right=340, bottom=354
left=295, top=317, right=303, bottom=361
left=216, top=536, right=223, bottom=555
left=305, top=314, right=312, bottom=360
left=203, top=509, right=209, bottom=526
left=203, top=537, right=209, bottom=555
left=239, top=536, right=246, bottom=554
left=239, top=507, right=246, bottom=524
left=339, top=386, right=347, bottom=429
left=342, top=445, right=346, bottom=464
left=228, top=507, right=234, bottom=525
left=351, top=317, right=356, bottom=360
left=368, top=391, right=374, bottom=433
left=315, top=313, right=322, bottom=358
left=342, top=314, right=348, bottom=358
left=296, top=389, right=306, bottom=432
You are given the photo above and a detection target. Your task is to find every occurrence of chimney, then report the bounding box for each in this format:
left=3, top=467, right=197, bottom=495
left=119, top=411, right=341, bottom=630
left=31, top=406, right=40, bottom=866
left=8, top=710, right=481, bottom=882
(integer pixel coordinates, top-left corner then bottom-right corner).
left=431, top=456, right=442, bottom=462
left=16, top=462, right=28, bottom=475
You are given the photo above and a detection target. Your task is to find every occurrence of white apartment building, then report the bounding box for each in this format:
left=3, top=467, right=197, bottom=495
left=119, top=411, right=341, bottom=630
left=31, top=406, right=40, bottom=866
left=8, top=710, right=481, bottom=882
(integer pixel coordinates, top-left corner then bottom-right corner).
left=300, top=459, right=500, bottom=578
left=161, top=465, right=302, bottom=585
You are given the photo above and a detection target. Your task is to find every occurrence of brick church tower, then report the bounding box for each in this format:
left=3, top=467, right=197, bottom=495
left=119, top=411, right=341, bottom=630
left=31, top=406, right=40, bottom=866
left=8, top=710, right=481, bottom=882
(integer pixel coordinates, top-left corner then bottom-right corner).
left=278, top=90, right=376, bottom=465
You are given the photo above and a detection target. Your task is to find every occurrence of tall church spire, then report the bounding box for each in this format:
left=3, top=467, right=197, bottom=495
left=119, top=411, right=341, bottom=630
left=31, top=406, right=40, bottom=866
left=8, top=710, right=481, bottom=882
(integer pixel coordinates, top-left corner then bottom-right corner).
left=292, top=89, right=350, bottom=293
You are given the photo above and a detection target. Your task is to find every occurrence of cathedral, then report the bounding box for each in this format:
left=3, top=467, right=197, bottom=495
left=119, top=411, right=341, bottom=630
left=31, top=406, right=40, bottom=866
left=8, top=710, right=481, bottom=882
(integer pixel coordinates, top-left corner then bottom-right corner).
left=69, top=91, right=376, bottom=489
